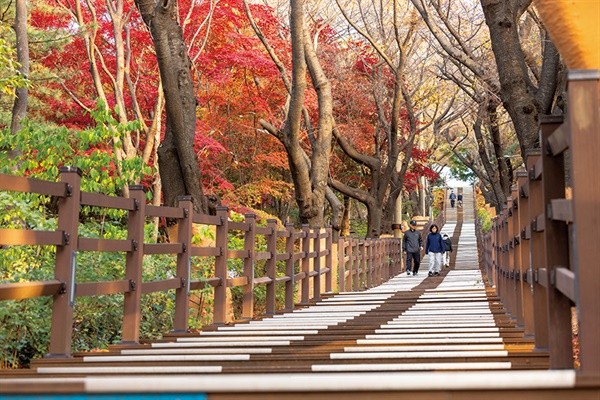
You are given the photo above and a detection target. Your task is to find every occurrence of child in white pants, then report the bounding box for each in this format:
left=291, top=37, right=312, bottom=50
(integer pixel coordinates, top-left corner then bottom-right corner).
left=428, top=252, right=443, bottom=276
left=425, top=224, right=444, bottom=276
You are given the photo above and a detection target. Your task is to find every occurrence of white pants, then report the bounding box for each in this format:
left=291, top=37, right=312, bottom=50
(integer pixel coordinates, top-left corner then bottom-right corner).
left=443, top=251, right=450, bottom=266
left=428, top=252, right=443, bottom=273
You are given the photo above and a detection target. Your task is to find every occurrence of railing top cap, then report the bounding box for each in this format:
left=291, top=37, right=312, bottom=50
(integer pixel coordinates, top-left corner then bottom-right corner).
left=539, top=115, right=564, bottom=124
left=59, top=166, right=82, bottom=176
left=568, top=69, right=600, bottom=81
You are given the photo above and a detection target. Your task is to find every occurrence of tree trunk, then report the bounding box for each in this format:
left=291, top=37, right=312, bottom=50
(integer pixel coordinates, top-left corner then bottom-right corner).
left=481, top=0, right=561, bottom=159
left=325, top=187, right=344, bottom=239
left=135, top=0, right=207, bottom=213
left=418, top=176, right=427, bottom=216
left=341, top=196, right=351, bottom=237
left=9, top=0, right=29, bottom=156
left=366, top=200, right=383, bottom=239
left=262, top=0, right=332, bottom=227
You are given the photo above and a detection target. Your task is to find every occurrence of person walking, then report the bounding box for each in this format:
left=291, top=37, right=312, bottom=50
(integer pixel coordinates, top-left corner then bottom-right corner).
left=402, top=220, right=423, bottom=276
left=449, top=191, right=457, bottom=208
left=425, top=224, right=444, bottom=276
left=457, top=193, right=463, bottom=208
left=442, top=233, right=453, bottom=267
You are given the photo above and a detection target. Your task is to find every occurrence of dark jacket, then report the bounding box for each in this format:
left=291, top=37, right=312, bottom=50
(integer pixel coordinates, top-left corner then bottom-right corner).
left=449, top=193, right=457, bottom=200
left=402, top=228, right=422, bottom=253
left=426, top=232, right=444, bottom=254
left=442, top=236, right=453, bottom=252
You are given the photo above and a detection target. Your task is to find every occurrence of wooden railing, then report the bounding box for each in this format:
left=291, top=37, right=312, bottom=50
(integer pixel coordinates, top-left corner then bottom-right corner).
left=481, top=70, right=599, bottom=374
left=0, top=169, right=402, bottom=358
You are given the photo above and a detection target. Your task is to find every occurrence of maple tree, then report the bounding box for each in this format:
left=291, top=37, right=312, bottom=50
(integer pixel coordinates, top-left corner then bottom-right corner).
left=17, top=0, right=295, bottom=221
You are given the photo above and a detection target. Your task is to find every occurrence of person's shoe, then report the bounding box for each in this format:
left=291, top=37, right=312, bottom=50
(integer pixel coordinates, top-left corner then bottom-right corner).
left=413, top=272, right=418, bottom=276
left=428, top=272, right=433, bottom=277
left=435, top=272, right=440, bottom=276
left=407, top=271, right=411, bottom=275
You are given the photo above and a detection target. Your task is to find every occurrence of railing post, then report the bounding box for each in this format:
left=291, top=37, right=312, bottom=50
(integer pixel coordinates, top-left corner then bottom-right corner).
left=284, top=223, right=295, bottom=310
left=499, top=207, right=508, bottom=309
left=338, top=237, right=346, bottom=293
left=357, top=239, right=374, bottom=290
left=266, top=219, right=277, bottom=313
left=213, top=206, right=229, bottom=325
left=325, top=227, right=333, bottom=293
left=366, top=240, right=373, bottom=288
left=312, top=226, right=321, bottom=300
left=517, top=170, right=535, bottom=336
left=376, top=240, right=382, bottom=284
left=242, top=214, right=256, bottom=319
left=121, top=185, right=146, bottom=343
left=346, top=238, right=353, bottom=292
left=353, top=238, right=360, bottom=292
left=511, top=185, right=525, bottom=328
left=507, top=193, right=517, bottom=322
left=47, top=166, right=81, bottom=358
left=568, top=70, right=600, bottom=373
left=397, top=237, right=403, bottom=275
left=173, top=196, right=193, bottom=332
left=300, top=224, right=310, bottom=304
left=491, top=217, right=499, bottom=289
left=527, top=149, right=549, bottom=351
left=540, top=115, right=573, bottom=368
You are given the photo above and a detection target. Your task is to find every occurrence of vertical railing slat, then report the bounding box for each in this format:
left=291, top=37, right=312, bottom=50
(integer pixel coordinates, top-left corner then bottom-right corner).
left=242, top=214, right=256, bottom=319
left=121, top=185, right=146, bottom=342
left=47, top=167, right=81, bottom=358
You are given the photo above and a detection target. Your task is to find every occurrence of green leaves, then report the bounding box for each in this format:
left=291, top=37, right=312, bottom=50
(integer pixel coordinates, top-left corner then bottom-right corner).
left=0, top=23, right=30, bottom=98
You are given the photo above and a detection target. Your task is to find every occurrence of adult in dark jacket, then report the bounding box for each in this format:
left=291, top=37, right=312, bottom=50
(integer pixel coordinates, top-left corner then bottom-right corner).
left=442, top=233, right=453, bottom=267
left=425, top=224, right=444, bottom=276
left=402, top=220, right=423, bottom=276
left=449, top=191, right=456, bottom=208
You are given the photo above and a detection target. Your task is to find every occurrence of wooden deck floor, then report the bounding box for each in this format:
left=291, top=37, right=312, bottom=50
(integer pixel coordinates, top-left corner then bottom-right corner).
left=2, top=187, right=598, bottom=398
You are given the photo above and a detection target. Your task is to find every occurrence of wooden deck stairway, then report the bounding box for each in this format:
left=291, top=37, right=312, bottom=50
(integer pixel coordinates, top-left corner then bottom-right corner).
left=3, top=187, right=597, bottom=399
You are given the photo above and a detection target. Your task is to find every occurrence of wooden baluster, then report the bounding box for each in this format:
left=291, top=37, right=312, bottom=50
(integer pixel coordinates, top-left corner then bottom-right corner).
left=492, top=216, right=500, bottom=297
left=242, top=214, right=256, bottom=319
left=284, top=223, right=295, bottom=310
left=353, top=238, right=360, bottom=292
left=568, top=70, right=600, bottom=373
left=173, top=196, right=193, bottom=332
left=300, top=224, right=310, bottom=304
left=527, top=149, right=549, bottom=351
left=507, top=197, right=516, bottom=321
left=121, top=185, right=146, bottom=342
left=511, top=185, right=524, bottom=328
left=213, top=206, right=229, bottom=325
left=359, top=239, right=365, bottom=289
left=312, top=226, right=321, bottom=301
left=540, top=115, right=573, bottom=368
left=325, top=227, right=333, bottom=293
left=517, top=171, right=535, bottom=336
left=338, top=236, right=346, bottom=293
left=265, top=219, right=277, bottom=313
left=499, top=207, right=508, bottom=310
left=47, top=166, right=81, bottom=358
